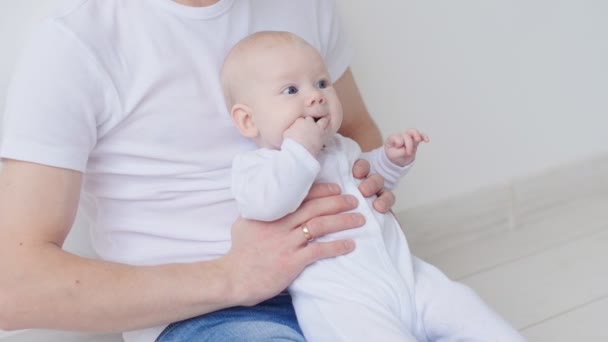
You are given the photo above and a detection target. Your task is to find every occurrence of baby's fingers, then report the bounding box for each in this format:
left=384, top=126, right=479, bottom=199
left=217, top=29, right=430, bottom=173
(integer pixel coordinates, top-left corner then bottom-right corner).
left=401, top=132, right=415, bottom=155
left=387, top=134, right=404, bottom=148
left=316, top=117, right=330, bottom=129
left=406, top=128, right=424, bottom=143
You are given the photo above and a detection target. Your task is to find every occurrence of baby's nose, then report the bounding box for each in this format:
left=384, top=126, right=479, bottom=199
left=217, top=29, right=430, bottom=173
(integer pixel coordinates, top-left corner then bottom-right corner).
left=307, top=91, right=325, bottom=106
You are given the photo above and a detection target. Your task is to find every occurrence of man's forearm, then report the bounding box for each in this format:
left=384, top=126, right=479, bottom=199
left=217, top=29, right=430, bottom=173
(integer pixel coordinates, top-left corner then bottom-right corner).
left=343, top=118, right=382, bottom=152
left=0, top=244, right=236, bottom=332
left=334, top=68, right=383, bottom=152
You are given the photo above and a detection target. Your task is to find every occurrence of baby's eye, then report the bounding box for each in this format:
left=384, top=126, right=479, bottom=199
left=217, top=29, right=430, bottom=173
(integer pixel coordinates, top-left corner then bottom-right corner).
left=282, top=86, right=299, bottom=95
left=316, top=79, right=329, bottom=89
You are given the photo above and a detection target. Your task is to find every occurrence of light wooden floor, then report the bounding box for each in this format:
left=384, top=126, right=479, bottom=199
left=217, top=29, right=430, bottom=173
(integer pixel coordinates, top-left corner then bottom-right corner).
left=2, top=165, right=608, bottom=341
left=400, top=195, right=608, bottom=341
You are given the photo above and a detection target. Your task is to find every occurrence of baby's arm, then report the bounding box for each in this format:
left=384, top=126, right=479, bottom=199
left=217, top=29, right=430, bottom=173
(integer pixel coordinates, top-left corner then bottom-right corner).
left=360, top=129, right=429, bottom=190
left=232, top=139, right=321, bottom=222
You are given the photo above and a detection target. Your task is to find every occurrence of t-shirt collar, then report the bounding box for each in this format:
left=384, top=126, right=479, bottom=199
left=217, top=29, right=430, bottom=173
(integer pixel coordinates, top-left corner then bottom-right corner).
left=152, top=0, right=235, bottom=19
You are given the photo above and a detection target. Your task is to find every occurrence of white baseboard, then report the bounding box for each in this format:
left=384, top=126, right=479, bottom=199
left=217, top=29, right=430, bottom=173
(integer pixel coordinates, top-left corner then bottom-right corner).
left=396, top=152, right=608, bottom=259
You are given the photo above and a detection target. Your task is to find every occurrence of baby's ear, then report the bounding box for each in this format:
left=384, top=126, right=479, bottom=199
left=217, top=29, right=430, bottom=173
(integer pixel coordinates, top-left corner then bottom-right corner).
left=231, top=104, right=258, bottom=138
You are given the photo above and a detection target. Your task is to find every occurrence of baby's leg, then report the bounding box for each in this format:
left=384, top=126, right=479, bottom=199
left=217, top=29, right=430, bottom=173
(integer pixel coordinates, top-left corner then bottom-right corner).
left=412, top=257, right=525, bottom=342
left=295, top=295, right=418, bottom=342
left=291, top=214, right=418, bottom=342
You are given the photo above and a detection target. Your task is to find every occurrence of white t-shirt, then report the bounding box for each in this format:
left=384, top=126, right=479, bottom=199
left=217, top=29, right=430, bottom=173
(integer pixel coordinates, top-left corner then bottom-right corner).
left=0, top=0, right=350, bottom=340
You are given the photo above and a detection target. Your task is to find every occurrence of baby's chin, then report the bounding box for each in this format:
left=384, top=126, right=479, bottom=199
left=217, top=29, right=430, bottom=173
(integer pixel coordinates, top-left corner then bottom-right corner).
left=252, top=136, right=280, bottom=150
left=328, top=120, right=342, bottom=135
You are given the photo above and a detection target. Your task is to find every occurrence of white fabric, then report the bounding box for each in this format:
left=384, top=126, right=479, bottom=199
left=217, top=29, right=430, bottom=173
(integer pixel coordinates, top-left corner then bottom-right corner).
left=232, top=137, right=411, bottom=221
left=0, top=0, right=350, bottom=341
left=232, top=134, right=524, bottom=342
left=232, top=139, right=320, bottom=221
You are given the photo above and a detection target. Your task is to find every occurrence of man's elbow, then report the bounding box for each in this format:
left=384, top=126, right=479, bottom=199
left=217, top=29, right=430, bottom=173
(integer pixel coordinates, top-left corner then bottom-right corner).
left=0, top=289, right=20, bottom=331
left=0, top=254, right=29, bottom=331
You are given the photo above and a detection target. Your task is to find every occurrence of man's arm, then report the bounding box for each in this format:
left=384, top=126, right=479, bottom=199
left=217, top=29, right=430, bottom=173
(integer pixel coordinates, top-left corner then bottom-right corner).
left=335, top=68, right=383, bottom=151
left=0, top=159, right=361, bottom=332
left=0, top=159, right=238, bottom=332
left=334, top=68, right=397, bottom=212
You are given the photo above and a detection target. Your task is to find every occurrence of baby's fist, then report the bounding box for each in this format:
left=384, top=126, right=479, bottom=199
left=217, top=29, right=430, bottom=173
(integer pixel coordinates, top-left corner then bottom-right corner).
left=385, top=129, right=430, bottom=167
left=283, top=117, right=329, bottom=156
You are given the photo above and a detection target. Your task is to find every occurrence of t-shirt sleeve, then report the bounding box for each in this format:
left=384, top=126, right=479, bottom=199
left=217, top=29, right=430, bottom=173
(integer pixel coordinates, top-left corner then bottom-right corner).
left=0, top=19, right=115, bottom=172
left=316, top=0, right=352, bottom=83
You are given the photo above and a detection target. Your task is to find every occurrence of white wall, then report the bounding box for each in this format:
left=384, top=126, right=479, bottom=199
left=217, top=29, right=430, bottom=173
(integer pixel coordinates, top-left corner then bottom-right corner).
left=338, top=0, right=608, bottom=210
left=1, top=0, right=607, bottom=213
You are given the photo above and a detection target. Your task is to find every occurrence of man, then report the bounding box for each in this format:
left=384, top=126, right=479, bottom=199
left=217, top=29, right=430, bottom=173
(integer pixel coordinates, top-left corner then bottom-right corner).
left=0, top=1, right=393, bottom=341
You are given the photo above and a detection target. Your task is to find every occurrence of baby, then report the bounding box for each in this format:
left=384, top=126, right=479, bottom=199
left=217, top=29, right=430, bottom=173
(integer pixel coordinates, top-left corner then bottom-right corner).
left=221, top=31, right=524, bottom=342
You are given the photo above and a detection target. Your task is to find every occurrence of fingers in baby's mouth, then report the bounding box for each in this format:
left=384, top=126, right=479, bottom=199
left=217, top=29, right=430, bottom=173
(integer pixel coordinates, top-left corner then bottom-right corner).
left=315, top=117, right=330, bottom=129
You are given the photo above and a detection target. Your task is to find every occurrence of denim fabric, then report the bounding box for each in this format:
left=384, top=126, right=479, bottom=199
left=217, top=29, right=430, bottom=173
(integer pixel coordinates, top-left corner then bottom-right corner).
left=156, top=293, right=305, bottom=341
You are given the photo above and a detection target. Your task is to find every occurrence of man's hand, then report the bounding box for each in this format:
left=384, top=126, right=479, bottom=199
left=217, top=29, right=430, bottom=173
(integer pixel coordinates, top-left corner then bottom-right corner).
left=283, top=116, right=331, bottom=156
left=385, top=128, right=430, bottom=167
left=352, top=159, right=396, bottom=213
left=222, top=183, right=364, bottom=306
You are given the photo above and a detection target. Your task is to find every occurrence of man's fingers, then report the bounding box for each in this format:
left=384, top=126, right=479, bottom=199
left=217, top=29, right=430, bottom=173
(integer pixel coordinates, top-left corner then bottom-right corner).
left=373, top=190, right=396, bottom=213
left=358, top=174, right=384, bottom=197
left=298, top=240, right=356, bottom=264
left=308, top=212, right=364, bottom=237
left=290, top=213, right=364, bottom=246
left=352, top=159, right=370, bottom=179
left=304, top=183, right=341, bottom=202
left=285, top=194, right=358, bottom=227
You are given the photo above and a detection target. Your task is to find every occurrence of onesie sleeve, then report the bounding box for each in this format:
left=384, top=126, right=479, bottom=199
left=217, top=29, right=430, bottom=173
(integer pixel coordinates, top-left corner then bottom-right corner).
left=335, top=134, right=412, bottom=191
left=0, top=19, right=115, bottom=172
left=231, top=139, right=321, bottom=222
left=360, top=147, right=413, bottom=191
left=315, top=0, right=352, bottom=83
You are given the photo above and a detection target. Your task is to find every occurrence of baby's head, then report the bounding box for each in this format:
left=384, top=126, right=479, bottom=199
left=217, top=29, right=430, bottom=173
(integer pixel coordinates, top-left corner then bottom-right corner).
left=221, top=31, right=343, bottom=149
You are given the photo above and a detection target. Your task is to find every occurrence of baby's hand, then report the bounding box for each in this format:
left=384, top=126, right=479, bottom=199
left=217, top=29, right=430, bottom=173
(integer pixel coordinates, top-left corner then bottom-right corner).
left=385, top=129, right=430, bottom=167
left=283, top=116, right=331, bottom=156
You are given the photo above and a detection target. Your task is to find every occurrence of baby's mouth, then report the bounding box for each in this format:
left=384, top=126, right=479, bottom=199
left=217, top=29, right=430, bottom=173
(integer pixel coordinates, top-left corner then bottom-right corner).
left=313, top=114, right=329, bottom=123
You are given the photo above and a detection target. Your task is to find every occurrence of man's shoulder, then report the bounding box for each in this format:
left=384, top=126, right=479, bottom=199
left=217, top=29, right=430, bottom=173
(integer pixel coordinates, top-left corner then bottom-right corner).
left=46, top=0, right=108, bottom=21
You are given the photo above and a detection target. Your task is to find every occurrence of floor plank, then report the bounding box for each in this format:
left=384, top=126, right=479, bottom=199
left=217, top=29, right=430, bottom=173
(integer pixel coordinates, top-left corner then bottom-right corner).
left=458, top=228, right=608, bottom=329
left=522, top=296, right=608, bottom=341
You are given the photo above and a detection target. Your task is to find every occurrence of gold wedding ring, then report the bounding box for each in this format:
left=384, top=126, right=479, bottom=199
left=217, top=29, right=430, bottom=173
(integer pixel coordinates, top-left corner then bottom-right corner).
left=302, top=225, right=314, bottom=242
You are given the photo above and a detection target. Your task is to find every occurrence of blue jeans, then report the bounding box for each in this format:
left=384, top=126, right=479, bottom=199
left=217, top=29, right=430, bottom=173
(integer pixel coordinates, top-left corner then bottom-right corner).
left=156, top=293, right=305, bottom=341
